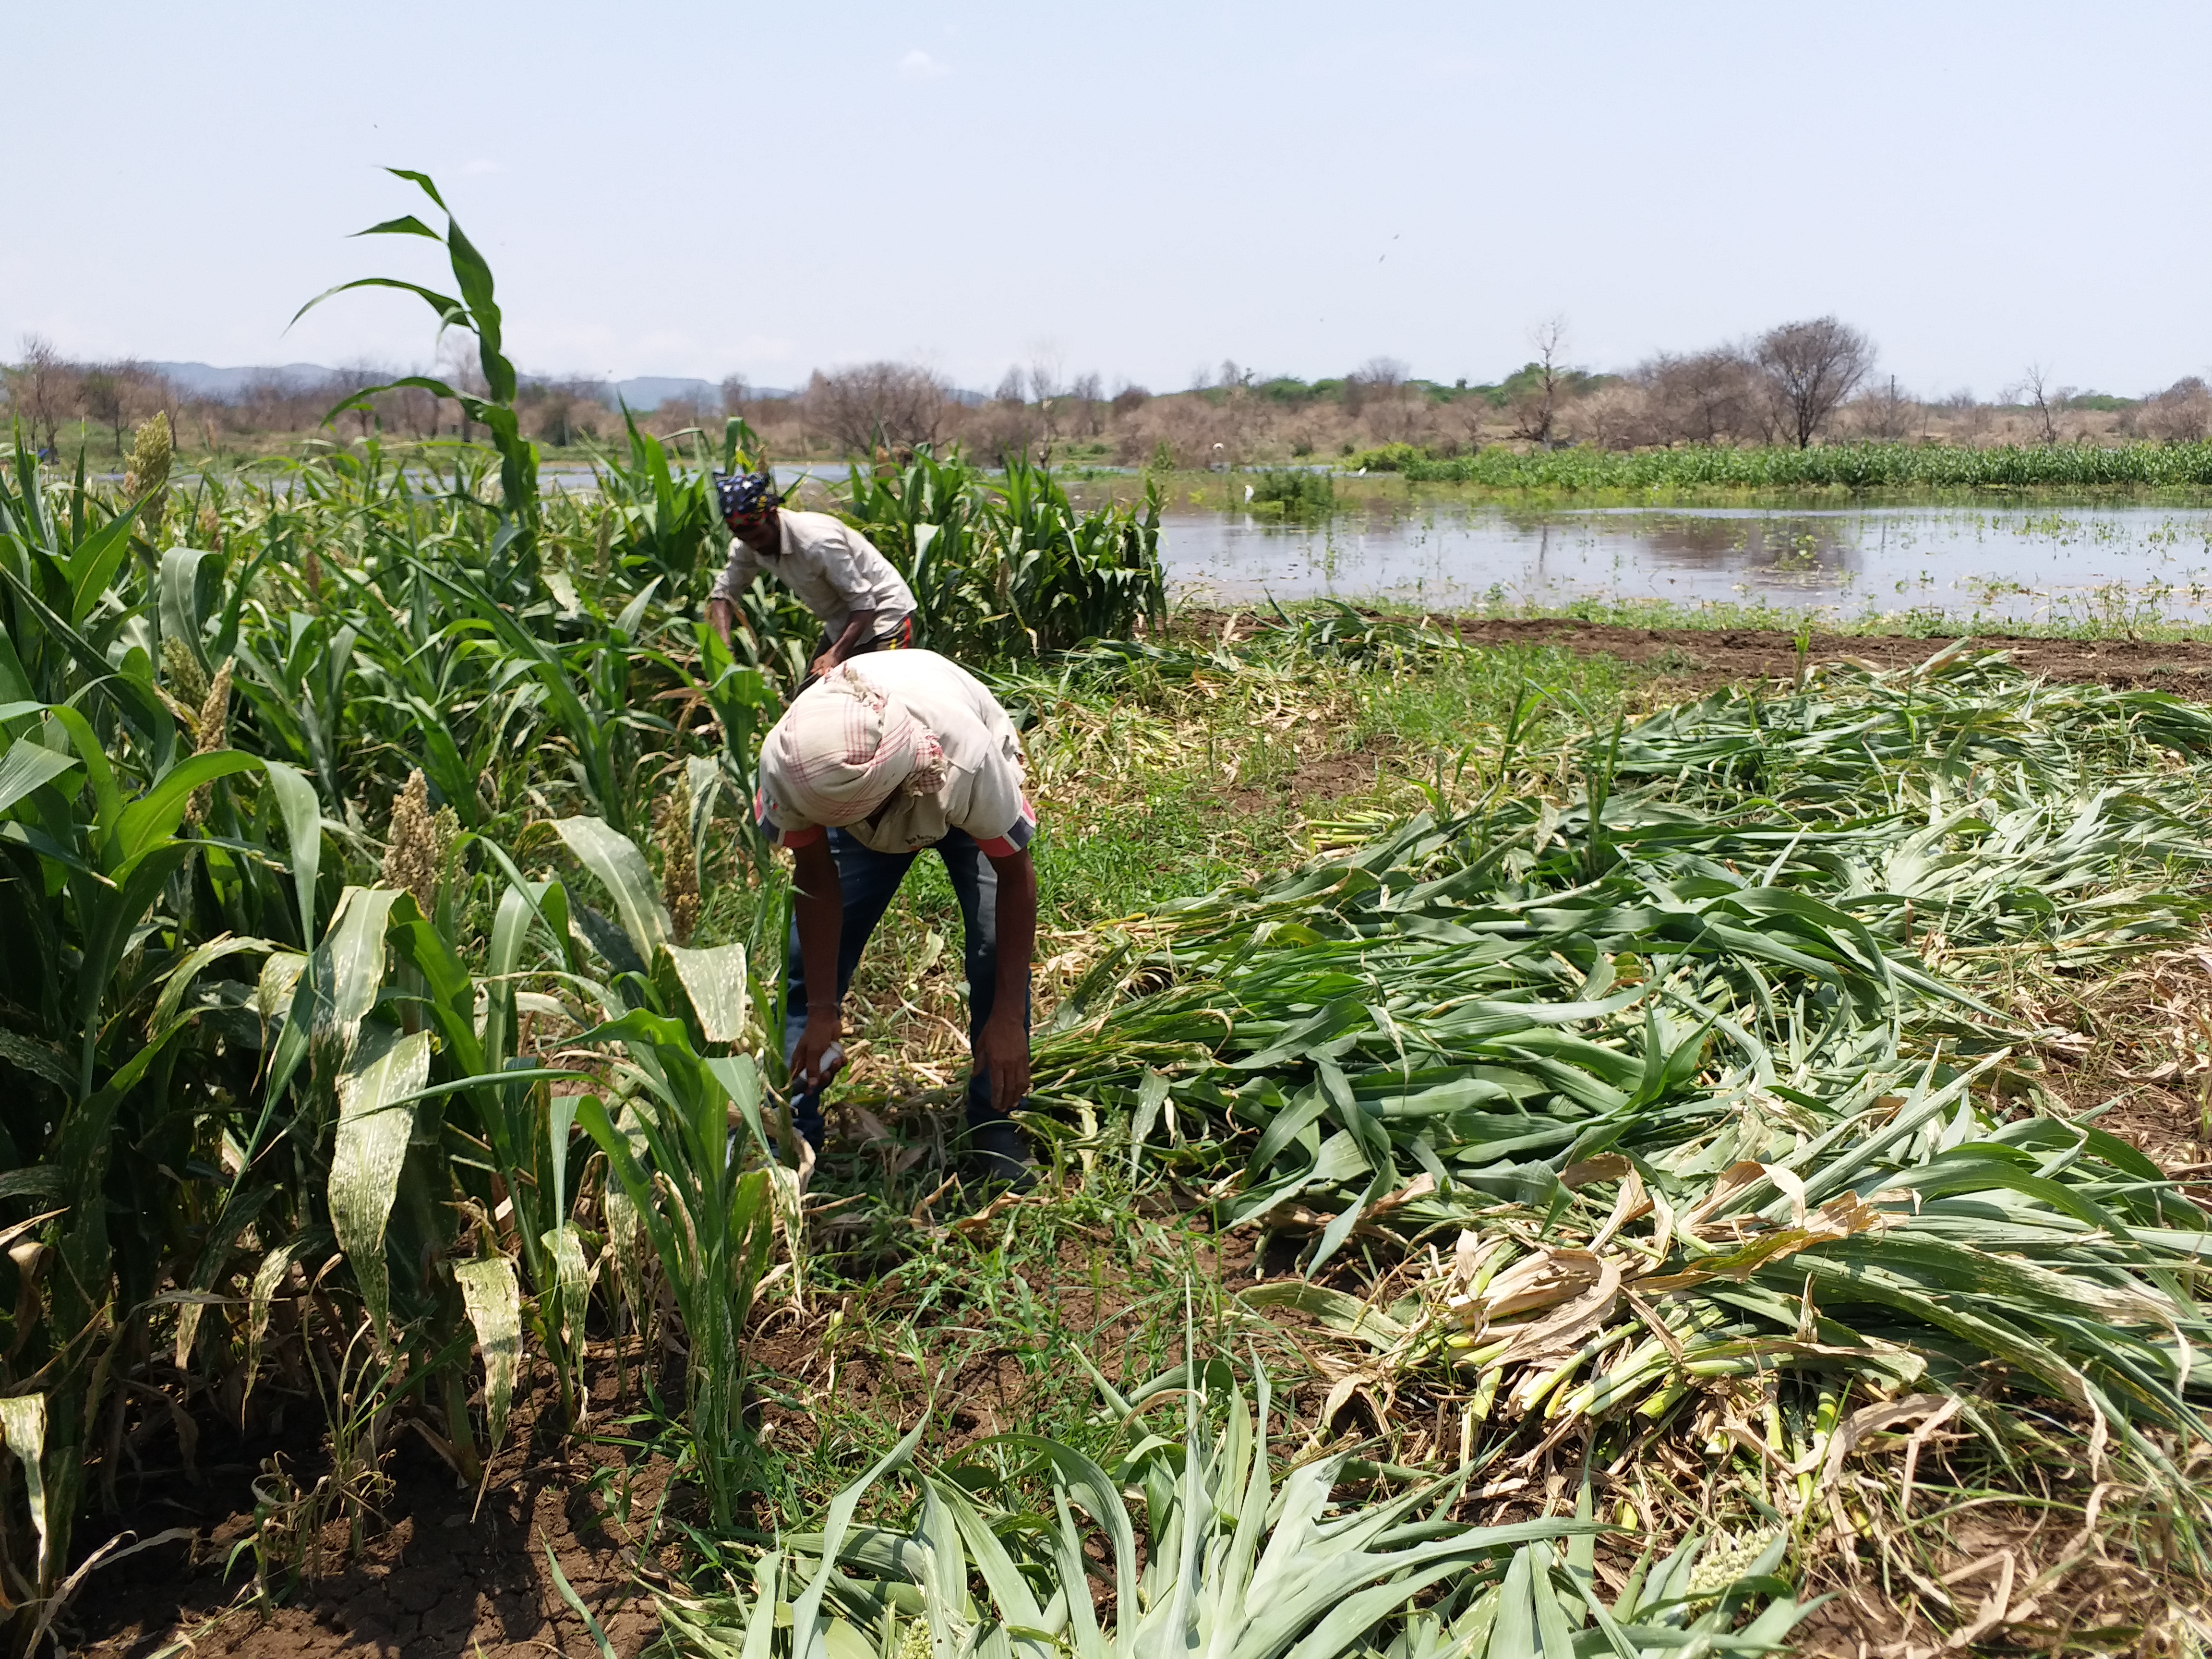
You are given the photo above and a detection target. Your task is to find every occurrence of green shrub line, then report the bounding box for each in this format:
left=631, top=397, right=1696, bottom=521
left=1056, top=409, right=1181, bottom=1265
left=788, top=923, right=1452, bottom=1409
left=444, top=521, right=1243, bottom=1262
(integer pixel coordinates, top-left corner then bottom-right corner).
left=1342, top=439, right=2212, bottom=492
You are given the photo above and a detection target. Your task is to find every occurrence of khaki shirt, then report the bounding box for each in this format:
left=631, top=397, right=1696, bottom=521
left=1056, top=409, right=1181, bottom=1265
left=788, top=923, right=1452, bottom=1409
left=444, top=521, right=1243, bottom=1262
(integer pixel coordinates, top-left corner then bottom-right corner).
left=708, top=509, right=917, bottom=638
left=755, top=651, right=1035, bottom=857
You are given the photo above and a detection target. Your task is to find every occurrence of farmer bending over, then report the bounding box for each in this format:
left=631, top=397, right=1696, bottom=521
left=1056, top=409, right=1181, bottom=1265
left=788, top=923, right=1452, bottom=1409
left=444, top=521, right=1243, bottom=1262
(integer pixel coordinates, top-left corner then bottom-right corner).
left=756, top=650, right=1038, bottom=1185
left=705, top=472, right=917, bottom=681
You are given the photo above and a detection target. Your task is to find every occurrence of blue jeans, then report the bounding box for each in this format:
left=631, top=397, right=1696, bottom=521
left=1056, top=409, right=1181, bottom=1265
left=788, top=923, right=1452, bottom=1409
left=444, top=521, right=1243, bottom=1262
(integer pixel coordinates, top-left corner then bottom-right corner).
left=782, top=826, right=1029, bottom=1145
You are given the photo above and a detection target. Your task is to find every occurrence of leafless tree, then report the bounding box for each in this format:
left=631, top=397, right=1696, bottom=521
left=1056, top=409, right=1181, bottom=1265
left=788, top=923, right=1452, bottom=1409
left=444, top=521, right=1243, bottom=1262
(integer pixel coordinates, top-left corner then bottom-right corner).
left=1942, top=389, right=1994, bottom=444
left=435, top=336, right=488, bottom=441
left=323, top=361, right=395, bottom=442
left=720, top=375, right=750, bottom=417
left=649, top=395, right=719, bottom=437
left=1641, top=349, right=1757, bottom=445
left=1848, top=374, right=1918, bottom=442
left=79, top=362, right=144, bottom=457
left=2131, top=376, right=2212, bottom=443
left=12, top=335, right=73, bottom=457
left=230, top=370, right=319, bottom=435
left=1070, top=372, right=1104, bottom=435
left=388, top=381, right=440, bottom=440
left=2012, top=364, right=2074, bottom=445
left=1022, top=361, right=1072, bottom=445
left=1571, top=382, right=1650, bottom=451
left=1510, top=319, right=1569, bottom=449
left=805, top=361, right=951, bottom=457
left=1343, top=355, right=1406, bottom=419
left=1754, top=317, right=1873, bottom=448
left=520, top=376, right=611, bottom=447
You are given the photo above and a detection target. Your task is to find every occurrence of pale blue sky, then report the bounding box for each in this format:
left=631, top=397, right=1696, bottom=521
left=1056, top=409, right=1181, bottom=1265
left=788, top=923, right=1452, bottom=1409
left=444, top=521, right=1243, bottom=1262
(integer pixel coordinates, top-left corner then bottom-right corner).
left=8, top=1, right=2208, bottom=398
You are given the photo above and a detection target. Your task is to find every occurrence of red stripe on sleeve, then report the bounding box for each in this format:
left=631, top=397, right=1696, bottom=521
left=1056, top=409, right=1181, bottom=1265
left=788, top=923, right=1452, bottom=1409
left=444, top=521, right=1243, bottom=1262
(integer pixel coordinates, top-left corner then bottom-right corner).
left=975, top=796, right=1036, bottom=858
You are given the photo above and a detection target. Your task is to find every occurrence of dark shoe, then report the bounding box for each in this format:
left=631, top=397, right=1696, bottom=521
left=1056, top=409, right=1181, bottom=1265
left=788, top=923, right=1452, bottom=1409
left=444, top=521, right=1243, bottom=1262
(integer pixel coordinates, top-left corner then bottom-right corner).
left=785, top=1088, right=826, bottom=1154
left=964, top=1118, right=1036, bottom=1192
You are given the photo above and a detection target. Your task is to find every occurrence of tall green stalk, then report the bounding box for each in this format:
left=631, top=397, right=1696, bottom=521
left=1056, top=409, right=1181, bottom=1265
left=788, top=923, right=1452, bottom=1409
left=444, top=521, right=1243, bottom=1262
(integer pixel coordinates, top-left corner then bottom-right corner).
left=292, top=168, right=541, bottom=579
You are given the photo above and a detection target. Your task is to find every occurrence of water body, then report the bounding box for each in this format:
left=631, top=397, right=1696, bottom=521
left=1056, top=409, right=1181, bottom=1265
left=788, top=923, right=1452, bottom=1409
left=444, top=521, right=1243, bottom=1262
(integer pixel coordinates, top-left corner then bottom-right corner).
left=1159, top=503, right=2212, bottom=625
left=541, top=460, right=850, bottom=493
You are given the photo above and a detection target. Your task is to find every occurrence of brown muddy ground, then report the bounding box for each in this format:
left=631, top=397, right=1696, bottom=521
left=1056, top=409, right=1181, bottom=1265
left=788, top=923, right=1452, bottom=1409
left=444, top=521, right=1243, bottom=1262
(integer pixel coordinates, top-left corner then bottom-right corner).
left=74, top=1222, right=1282, bottom=1659
left=76, top=1366, right=675, bottom=1659
left=1172, top=609, right=2212, bottom=697
left=1416, top=617, right=2212, bottom=694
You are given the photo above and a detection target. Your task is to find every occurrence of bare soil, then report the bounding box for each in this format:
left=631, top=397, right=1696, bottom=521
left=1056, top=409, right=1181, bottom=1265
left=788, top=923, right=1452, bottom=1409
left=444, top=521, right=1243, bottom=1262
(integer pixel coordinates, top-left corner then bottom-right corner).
left=75, top=1368, right=674, bottom=1659
left=1411, top=616, right=2212, bottom=697
left=74, top=1218, right=1291, bottom=1659
left=1178, top=607, right=2212, bottom=696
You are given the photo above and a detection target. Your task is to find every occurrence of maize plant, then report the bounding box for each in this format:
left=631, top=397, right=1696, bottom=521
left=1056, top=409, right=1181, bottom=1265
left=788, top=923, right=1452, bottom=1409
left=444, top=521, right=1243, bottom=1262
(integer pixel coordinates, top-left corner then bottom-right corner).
left=842, top=449, right=1164, bottom=660
left=0, top=434, right=773, bottom=1626
left=587, top=408, right=746, bottom=603
left=293, top=167, right=542, bottom=577
left=0, top=436, right=334, bottom=1631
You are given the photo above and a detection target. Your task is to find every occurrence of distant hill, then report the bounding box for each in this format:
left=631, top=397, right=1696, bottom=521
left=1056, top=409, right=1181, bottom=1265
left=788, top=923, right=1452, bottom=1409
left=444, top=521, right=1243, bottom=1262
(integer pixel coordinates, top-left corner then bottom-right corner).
left=604, top=376, right=795, bottom=409
left=610, top=375, right=719, bottom=410
left=150, top=361, right=333, bottom=398
left=145, top=362, right=792, bottom=411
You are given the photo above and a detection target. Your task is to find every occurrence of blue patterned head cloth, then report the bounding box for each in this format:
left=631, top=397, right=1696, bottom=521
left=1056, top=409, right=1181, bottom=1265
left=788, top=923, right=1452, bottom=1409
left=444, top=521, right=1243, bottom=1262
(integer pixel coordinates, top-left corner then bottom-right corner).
left=714, top=471, right=781, bottom=520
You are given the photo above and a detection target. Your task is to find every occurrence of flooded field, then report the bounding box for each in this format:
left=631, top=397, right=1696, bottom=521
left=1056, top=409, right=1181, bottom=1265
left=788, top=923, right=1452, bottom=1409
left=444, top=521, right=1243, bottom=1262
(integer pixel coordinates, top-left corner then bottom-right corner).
left=1160, top=501, right=2212, bottom=623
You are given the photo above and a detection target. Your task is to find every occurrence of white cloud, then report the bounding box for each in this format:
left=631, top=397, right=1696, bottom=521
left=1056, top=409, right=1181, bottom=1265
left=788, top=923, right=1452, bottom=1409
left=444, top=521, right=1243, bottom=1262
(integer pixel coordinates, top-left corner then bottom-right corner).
left=461, top=157, right=503, bottom=177
left=896, top=48, right=950, bottom=82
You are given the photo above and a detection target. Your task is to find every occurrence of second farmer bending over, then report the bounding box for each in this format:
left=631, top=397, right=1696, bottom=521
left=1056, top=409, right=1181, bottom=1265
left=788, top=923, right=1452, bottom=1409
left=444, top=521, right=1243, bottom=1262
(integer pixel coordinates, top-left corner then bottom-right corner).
left=704, top=471, right=918, bottom=680
left=756, top=650, right=1039, bottom=1187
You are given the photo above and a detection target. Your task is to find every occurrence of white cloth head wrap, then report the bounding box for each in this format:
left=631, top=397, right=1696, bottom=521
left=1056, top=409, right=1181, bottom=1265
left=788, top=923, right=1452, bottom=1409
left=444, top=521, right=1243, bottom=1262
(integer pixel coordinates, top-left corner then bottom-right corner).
left=763, top=664, right=948, bottom=826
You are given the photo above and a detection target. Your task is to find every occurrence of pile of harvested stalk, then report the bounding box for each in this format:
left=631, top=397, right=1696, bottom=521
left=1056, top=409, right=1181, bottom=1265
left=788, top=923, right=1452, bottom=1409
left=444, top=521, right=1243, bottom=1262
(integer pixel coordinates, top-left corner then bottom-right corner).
left=1028, top=647, right=2212, bottom=1646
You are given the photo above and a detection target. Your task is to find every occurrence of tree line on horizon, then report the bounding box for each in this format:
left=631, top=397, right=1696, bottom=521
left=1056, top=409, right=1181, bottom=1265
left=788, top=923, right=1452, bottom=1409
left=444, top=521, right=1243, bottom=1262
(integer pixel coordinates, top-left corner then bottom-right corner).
left=9, top=316, right=2212, bottom=469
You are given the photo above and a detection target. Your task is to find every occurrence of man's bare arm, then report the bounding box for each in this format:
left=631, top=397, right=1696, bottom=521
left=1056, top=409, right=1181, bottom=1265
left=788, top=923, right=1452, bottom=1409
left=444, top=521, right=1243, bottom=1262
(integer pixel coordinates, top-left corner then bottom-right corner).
left=975, top=847, right=1036, bottom=1114
left=706, top=596, right=736, bottom=651
left=811, top=608, right=877, bottom=675
left=790, top=836, right=844, bottom=1083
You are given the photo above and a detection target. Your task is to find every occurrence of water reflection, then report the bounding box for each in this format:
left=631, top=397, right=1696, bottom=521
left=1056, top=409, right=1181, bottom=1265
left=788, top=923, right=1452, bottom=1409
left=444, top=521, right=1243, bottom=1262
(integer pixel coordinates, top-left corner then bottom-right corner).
left=1160, top=503, right=2212, bottom=624
left=542, top=460, right=841, bottom=493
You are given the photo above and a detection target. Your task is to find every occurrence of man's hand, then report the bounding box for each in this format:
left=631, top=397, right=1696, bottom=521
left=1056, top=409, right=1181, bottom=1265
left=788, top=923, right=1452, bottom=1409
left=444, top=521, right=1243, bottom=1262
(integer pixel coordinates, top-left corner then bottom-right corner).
left=705, top=596, right=736, bottom=652
left=975, top=1010, right=1031, bottom=1116
left=790, top=1008, right=844, bottom=1090
left=809, top=609, right=878, bottom=682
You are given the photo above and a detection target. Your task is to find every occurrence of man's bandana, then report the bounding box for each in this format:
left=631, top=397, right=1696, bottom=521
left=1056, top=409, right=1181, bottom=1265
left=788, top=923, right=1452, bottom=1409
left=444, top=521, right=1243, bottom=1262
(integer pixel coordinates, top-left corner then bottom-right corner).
left=762, top=664, right=949, bottom=827
left=714, top=470, right=781, bottom=521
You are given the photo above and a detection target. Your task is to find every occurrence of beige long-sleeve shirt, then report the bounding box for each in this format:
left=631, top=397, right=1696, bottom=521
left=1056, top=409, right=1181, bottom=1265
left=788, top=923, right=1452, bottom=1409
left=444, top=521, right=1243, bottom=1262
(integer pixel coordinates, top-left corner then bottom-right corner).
left=707, top=509, right=917, bottom=638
